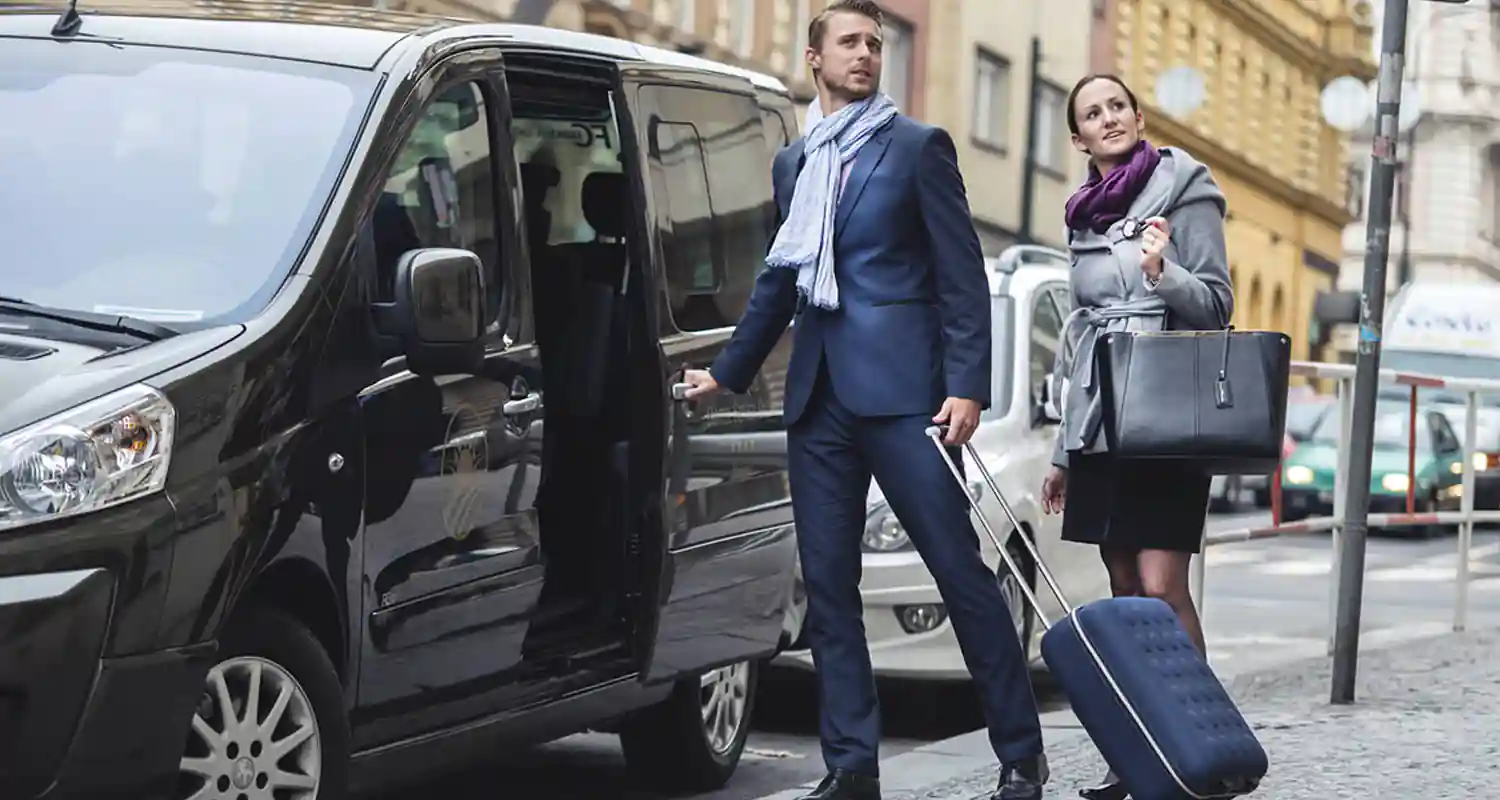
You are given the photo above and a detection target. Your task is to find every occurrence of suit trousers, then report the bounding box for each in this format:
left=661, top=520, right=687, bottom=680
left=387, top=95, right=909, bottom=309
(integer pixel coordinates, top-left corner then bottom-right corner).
left=788, top=364, right=1044, bottom=775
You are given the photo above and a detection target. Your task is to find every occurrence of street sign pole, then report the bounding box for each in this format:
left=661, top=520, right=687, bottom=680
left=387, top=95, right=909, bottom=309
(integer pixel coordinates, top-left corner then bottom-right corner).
left=1331, top=0, right=1411, bottom=705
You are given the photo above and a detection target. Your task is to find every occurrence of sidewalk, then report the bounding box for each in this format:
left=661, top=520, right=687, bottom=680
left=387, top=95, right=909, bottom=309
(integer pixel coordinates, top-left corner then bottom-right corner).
left=756, top=628, right=1499, bottom=799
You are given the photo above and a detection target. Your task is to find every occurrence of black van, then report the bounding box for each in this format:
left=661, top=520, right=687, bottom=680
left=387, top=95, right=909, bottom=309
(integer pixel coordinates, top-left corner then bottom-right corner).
left=0, top=4, right=802, bottom=798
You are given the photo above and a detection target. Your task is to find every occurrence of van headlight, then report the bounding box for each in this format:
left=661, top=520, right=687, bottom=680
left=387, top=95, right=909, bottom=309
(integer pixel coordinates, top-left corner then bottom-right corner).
left=0, top=385, right=175, bottom=531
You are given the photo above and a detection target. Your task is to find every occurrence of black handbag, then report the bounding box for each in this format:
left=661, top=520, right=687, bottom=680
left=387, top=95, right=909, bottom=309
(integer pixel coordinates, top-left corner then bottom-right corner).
left=1095, top=327, right=1292, bottom=475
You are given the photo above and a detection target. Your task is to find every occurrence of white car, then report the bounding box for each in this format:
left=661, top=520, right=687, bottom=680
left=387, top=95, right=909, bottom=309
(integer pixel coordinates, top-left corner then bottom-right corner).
left=774, top=246, right=1111, bottom=679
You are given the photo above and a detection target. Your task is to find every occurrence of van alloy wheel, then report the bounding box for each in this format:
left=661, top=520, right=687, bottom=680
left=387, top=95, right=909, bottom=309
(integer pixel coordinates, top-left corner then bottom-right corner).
left=699, top=661, right=750, bottom=755
left=178, top=656, right=321, bottom=800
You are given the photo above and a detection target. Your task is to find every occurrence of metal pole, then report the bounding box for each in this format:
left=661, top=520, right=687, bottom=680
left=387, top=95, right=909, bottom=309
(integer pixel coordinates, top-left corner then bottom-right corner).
left=1019, top=35, right=1042, bottom=242
left=1456, top=390, right=1477, bottom=632
left=1328, top=376, right=1352, bottom=655
left=1331, top=0, right=1410, bottom=705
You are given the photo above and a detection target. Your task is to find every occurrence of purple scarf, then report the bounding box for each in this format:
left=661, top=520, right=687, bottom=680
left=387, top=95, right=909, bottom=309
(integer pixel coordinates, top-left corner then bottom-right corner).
left=1065, top=139, right=1162, bottom=234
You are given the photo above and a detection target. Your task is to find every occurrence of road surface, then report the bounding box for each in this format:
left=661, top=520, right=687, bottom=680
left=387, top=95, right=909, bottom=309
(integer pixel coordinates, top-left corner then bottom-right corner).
left=371, top=512, right=1500, bottom=799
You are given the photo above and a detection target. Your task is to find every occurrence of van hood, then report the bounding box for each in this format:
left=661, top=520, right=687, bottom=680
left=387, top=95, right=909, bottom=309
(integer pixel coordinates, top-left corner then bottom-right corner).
left=0, top=325, right=244, bottom=436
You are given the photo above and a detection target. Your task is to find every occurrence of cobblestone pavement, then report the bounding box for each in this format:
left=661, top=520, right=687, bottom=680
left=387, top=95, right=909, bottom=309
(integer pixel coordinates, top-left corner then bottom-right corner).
left=759, top=628, right=1500, bottom=799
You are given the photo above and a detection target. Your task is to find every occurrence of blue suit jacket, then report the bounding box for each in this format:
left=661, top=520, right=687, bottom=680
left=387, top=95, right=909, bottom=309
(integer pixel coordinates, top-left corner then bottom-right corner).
left=710, top=115, right=991, bottom=427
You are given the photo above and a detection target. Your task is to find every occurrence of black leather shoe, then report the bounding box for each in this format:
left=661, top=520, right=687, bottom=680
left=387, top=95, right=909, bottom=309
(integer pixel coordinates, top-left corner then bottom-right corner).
left=992, top=754, right=1050, bottom=800
left=797, top=769, right=881, bottom=800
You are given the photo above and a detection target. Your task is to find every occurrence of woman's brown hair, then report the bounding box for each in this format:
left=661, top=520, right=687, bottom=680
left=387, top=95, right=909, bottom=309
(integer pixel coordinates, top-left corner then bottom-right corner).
left=1065, top=73, right=1140, bottom=136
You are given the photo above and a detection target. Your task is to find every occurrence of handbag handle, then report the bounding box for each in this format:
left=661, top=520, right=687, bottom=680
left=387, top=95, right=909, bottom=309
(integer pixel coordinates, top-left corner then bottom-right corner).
left=1215, top=325, right=1235, bottom=410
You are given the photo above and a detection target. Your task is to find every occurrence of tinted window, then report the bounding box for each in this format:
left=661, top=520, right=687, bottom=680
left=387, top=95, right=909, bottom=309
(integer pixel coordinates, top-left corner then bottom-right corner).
left=640, top=85, right=773, bottom=333
left=367, top=82, right=499, bottom=319
left=652, top=120, right=719, bottom=294
left=985, top=296, right=1014, bottom=420
left=759, top=107, right=790, bottom=154
left=1285, top=400, right=1332, bottom=439
left=1029, top=290, right=1064, bottom=407
left=0, top=40, right=374, bottom=326
left=1312, top=406, right=1425, bottom=450
left=512, top=89, right=626, bottom=248
left=1432, top=413, right=1461, bottom=452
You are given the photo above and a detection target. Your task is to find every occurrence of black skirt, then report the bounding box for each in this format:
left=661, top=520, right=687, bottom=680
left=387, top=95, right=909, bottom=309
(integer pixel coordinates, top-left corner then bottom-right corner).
left=1061, top=452, right=1211, bottom=553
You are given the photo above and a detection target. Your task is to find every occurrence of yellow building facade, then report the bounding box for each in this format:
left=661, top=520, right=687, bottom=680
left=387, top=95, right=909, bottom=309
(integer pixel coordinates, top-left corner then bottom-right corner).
left=1101, top=0, right=1375, bottom=366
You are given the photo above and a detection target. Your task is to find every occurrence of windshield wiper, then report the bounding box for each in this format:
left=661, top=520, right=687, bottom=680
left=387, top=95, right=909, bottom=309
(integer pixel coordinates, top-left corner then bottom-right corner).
left=0, top=297, right=179, bottom=342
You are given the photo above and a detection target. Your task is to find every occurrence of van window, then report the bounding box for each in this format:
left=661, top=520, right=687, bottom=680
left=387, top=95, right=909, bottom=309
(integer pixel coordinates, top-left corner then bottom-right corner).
left=651, top=120, right=719, bottom=294
left=759, top=107, right=789, bottom=154
left=0, top=40, right=374, bottom=326
left=639, top=85, right=773, bottom=334
left=1030, top=289, right=1064, bottom=407
left=369, top=81, right=500, bottom=319
left=511, top=90, right=626, bottom=249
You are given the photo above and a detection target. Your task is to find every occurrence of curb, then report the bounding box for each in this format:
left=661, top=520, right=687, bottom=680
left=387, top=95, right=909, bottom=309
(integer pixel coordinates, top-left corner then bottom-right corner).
left=751, top=623, right=1461, bottom=800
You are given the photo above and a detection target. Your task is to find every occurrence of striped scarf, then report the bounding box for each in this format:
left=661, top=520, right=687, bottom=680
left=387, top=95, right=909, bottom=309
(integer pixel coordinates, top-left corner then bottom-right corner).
left=767, top=92, right=898, bottom=310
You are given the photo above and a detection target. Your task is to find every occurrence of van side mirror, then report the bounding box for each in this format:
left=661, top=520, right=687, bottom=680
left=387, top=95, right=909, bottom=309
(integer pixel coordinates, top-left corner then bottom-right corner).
left=373, top=248, right=486, bottom=376
left=1035, top=373, right=1064, bottom=425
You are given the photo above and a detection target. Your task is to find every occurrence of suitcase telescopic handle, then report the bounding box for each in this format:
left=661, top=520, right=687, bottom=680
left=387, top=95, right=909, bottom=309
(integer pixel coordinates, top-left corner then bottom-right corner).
left=925, top=425, right=1073, bottom=631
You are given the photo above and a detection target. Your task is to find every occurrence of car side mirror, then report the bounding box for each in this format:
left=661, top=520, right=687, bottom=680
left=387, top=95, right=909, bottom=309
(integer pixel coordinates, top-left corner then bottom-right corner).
left=373, top=247, right=486, bottom=376
left=1036, top=373, right=1064, bottom=425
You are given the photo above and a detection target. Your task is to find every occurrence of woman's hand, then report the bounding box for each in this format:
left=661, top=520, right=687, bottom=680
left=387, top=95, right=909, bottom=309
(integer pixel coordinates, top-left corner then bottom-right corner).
left=1140, top=216, right=1168, bottom=282
left=1041, top=466, right=1067, bottom=515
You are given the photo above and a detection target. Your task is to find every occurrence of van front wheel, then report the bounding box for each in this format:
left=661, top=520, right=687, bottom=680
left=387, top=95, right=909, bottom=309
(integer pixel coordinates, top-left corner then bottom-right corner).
left=176, top=606, right=349, bottom=800
left=619, top=659, right=759, bottom=792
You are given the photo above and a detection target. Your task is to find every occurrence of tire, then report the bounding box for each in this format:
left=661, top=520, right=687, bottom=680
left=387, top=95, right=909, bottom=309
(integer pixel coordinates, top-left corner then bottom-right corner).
left=619, top=659, right=759, bottom=792
left=176, top=605, right=350, bottom=800
left=997, top=535, right=1036, bottom=662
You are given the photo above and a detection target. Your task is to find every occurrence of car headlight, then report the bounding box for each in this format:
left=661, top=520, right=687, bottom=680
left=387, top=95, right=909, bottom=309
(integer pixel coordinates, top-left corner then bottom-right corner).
left=1472, top=452, right=1488, bottom=474
left=862, top=504, right=910, bottom=552
left=861, top=480, right=983, bottom=553
left=0, top=384, right=175, bottom=531
left=1380, top=472, right=1410, bottom=493
left=1284, top=465, right=1314, bottom=485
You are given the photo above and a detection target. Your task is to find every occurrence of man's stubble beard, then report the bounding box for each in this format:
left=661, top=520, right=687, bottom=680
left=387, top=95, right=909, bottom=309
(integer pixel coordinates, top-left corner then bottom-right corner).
left=819, top=73, right=880, bottom=106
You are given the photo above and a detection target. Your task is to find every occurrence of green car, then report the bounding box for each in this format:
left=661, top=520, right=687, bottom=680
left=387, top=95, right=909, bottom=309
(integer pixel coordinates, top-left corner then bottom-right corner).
left=1280, top=402, right=1469, bottom=535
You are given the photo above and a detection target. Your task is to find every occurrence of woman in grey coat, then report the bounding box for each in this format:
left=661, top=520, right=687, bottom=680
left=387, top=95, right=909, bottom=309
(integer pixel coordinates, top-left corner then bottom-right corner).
left=1038, top=73, right=1234, bottom=800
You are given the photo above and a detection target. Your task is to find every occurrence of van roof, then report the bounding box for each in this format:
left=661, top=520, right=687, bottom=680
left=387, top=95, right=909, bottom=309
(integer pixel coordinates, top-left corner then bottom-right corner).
left=0, top=0, right=791, bottom=93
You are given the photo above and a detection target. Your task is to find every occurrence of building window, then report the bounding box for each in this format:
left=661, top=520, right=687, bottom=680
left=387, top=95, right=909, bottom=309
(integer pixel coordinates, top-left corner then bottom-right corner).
left=790, top=0, right=809, bottom=79
left=882, top=16, right=914, bottom=113
left=1346, top=163, right=1365, bottom=218
left=729, top=0, right=755, bottom=56
left=1033, top=81, right=1068, bottom=174
left=973, top=49, right=1010, bottom=149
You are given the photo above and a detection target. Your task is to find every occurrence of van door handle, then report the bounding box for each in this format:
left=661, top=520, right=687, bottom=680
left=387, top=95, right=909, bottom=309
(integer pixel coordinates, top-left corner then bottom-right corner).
left=671, top=383, right=692, bottom=401
left=502, top=392, right=542, bottom=416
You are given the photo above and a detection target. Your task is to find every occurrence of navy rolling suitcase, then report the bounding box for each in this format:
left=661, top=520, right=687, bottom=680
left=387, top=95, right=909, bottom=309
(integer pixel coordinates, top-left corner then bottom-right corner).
left=926, top=428, right=1269, bottom=800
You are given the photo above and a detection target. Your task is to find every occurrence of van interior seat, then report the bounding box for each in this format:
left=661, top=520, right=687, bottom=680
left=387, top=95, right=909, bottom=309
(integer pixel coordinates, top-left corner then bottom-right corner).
left=530, top=168, right=635, bottom=618
left=548, top=169, right=629, bottom=418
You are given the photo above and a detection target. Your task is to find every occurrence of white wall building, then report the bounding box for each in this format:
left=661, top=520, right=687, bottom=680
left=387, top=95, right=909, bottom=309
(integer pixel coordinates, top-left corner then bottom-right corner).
left=1335, top=2, right=1500, bottom=357
left=1344, top=0, right=1500, bottom=355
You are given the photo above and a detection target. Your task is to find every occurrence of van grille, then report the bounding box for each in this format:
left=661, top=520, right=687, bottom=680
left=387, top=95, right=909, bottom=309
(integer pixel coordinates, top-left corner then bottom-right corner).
left=0, top=342, right=55, bottom=361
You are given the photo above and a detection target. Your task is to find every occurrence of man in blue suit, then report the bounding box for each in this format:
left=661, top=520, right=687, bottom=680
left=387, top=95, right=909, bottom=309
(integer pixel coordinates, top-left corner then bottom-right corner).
left=678, top=2, right=1048, bottom=798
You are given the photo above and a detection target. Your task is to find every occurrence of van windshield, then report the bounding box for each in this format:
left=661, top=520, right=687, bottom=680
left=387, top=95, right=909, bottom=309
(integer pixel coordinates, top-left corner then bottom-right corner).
left=0, top=39, right=376, bottom=327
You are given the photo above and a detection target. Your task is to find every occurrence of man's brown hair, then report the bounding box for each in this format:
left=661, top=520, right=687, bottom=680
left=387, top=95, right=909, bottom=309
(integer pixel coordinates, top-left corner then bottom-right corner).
left=807, top=0, right=884, bottom=52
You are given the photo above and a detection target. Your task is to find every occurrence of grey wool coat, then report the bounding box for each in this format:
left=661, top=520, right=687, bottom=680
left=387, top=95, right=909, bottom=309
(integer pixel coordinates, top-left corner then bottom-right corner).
left=1051, top=146, right=1236, bottom=469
